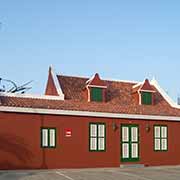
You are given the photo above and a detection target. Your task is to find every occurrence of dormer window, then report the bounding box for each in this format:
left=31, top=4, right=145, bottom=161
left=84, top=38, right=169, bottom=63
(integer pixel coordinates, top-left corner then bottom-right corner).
left=91, top=87, right=103, bottom=102
left=86, top=73, right=107, bottom=102
left=141, top=92, right=152, bottom=105
left=132, top=79, right=156, bottom=105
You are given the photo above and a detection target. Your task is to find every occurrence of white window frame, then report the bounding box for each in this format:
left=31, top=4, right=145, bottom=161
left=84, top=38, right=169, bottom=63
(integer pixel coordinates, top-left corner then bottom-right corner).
left=154, top=125, right=168, bottom=151
left=41, top=128, right=56, bottom=148
left=89, top=123, right=106, bottom=151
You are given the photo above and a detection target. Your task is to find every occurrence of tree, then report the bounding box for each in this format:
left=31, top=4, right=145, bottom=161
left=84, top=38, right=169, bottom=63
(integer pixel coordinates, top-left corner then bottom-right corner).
left=0, top=78, right=32, bottom=94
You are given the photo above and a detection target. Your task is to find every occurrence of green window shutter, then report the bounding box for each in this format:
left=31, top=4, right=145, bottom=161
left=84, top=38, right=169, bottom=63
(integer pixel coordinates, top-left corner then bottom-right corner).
left=91, top=88, right=103, bottom=102
left=142, top=92, right=152, bottom=105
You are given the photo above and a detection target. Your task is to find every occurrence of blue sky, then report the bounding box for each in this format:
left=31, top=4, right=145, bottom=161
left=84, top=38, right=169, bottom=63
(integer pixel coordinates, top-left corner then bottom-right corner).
left=0, top=1, right=180, bottom=101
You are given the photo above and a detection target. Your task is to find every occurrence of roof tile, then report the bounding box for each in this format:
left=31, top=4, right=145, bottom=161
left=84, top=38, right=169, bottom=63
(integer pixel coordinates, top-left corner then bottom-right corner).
left=0, top=75, right=180, bottom=117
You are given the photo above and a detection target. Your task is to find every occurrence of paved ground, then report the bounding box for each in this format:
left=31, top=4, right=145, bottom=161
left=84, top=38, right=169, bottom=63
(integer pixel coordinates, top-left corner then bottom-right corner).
left=1, top=166, right=180, bottom=180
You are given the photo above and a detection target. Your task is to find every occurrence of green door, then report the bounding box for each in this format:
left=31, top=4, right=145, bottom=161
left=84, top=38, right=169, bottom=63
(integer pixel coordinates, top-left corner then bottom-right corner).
left=121, top=124, right=139, bottom=162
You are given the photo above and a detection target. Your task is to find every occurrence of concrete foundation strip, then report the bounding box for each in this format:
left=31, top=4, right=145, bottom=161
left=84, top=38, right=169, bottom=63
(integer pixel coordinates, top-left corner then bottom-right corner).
left=113, top=171, right=153, bottom=180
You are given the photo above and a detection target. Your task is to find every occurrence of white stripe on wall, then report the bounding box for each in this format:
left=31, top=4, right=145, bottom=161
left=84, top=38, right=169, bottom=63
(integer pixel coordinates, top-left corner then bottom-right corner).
left=0, top=106, right=180, bottom=122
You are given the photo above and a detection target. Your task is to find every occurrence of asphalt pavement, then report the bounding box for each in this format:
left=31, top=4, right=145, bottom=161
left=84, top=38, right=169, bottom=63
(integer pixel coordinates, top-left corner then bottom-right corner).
left=1, top=166, right=180, bottom=180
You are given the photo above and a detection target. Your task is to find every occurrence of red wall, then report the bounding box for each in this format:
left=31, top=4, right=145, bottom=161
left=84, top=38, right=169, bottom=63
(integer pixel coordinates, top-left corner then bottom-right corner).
left=45, top=70, right=58, bottom=96
left=0, top=111, right=180, bottom=170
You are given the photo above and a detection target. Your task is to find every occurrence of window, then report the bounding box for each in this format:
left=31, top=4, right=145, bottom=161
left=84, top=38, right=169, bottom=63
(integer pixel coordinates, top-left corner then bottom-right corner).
left=41, top=128, right=56, bottom=148
left=91, top=87, right=103, bottom=102
left=89, top=123, right=106, bottom=151
left=142, top=92, right=152, bottom=105
left=154, top=125, right=168, bottom=151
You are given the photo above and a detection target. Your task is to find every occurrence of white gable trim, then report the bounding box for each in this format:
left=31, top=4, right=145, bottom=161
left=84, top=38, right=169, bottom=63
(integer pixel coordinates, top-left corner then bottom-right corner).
left=0, top=106, right=180, bottom=121
left=50, top=66, right=64, bottom=100
left=151, top=79, right=180, bottom=109
left=86, top=74, right=95, bottom=84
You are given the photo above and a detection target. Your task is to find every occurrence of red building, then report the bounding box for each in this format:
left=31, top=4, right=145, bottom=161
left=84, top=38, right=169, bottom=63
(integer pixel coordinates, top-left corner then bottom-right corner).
left=0, top=67, right=180, bottom=169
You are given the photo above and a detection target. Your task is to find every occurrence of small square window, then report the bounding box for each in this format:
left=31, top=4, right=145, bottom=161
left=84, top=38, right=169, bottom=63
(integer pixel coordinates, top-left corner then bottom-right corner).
left=142, top=92, right=152, bottom=105
left=91, top=88, right=103, bottom=102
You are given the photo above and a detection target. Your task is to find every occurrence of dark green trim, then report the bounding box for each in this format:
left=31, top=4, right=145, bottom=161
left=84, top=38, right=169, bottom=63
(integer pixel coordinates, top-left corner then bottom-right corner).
left=141, top=92, right=152, bottom=105
left=90, top=87, right=103, bottom=102
left=89, top=122, right=106, bottom=152
left=41, top=127, right=57, bottom=149
left=121, top=124, right=140, bottom=162
left=153, top=125, right=168, bottom=152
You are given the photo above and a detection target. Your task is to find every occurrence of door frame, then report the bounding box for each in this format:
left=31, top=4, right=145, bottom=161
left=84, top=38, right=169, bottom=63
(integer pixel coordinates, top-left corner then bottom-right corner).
left=121, top=124, right=140, bottom=162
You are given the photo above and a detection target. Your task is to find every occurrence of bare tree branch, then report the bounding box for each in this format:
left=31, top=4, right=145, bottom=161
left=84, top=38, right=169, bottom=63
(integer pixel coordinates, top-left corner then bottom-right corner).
left=0, top=78, right=33, bottom=94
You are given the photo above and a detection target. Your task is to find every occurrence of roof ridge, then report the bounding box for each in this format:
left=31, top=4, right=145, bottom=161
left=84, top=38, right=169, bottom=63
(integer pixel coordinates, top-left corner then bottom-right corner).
left=57, top=74, right=89, bottom=80
left=104, top=78, right=139, bottom=84
left=57, top=74, right=139, bottom=84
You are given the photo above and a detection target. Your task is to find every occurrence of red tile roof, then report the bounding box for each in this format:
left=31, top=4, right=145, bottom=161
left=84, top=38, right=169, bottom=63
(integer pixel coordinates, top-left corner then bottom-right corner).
left=1, top=75, right=180, bottom=117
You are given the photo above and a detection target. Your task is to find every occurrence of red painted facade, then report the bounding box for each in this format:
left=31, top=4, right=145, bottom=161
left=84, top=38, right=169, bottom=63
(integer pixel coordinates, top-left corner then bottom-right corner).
left=0, top=111, right=180, bottom=170
left=1, top=69, right=180, bottom=170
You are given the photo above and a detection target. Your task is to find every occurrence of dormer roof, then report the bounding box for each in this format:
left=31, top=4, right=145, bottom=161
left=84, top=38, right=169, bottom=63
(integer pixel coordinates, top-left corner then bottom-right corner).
left=132, top=79, right=156, bottom=93
left=86, top=73, right=107, bottom=88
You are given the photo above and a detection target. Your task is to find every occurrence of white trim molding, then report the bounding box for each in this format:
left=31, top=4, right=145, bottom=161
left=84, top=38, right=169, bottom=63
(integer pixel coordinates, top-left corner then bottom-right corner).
left=87, top=86, right=91, bottom=102
left=138, top=90, right=142, bottom=105
left=140, top=89, right=156, bottom=93
left=86, top=74, right=95, bottom=84
left=50, top=66, right=64, bottom=100
left=0, top=106, right=180, bottom=121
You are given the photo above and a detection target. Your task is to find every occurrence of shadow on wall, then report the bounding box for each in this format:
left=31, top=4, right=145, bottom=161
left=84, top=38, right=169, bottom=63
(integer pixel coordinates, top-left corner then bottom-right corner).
left=0, top=133, right=35, bottom=169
